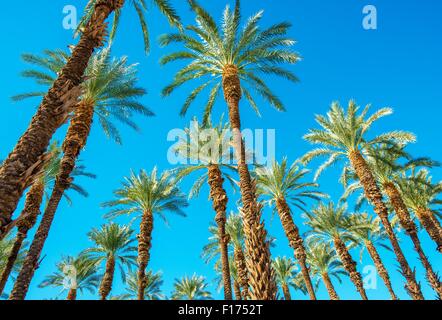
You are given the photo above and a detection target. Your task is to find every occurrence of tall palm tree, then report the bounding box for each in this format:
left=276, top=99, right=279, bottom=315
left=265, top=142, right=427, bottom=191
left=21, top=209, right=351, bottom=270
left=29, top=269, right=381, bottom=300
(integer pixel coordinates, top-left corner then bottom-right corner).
left=302, top=101, right=424, bottom=300
left=213, top=255, right=242, bottom=300
left=0, top=0, right=181, bottom=232
left=255, top=158, right=325, bottom=300
left=171, top=274, right=212, bottom=300
left=103, top=168, right=188, bottom=300
left=82, top=223, right=137, bottom=300
left=38, top=254, right=100, bottom=300
left=306, top=242, right=346, bottom=300
left=161, top=0, right=300, bottom=299
left=114, top=270, right=165, bottom=300
left=272, top=257, right=298, bottom=300
left=305, top=202, right=368, bottom=300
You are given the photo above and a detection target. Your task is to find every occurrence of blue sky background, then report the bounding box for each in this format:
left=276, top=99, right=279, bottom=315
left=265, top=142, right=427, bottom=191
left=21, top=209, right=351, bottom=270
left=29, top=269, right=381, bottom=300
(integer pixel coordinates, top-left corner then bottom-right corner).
left=0, top=0, right=441, bottom=300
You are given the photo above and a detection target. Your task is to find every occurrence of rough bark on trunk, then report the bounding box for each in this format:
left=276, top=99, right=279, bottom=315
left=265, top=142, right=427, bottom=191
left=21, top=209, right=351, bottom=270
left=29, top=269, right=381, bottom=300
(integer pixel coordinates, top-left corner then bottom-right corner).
left=207, top=164, right=232, bottom=300
left=348, top=149, right=424, bottom=300
left=384, top=182, right=441, bottom=298
left=222, top=65, right=276, bottom=300
left=281, top=283, right=292, bottom=300
left=137, top=210, right=153, bottom=300
left=233, top=280, right=242, bottom=300
left=334, top=237, right=368, bottom=300
left=416, top=208, right=442, bottom=253
left=275, top=198, right=316, bottom=300
left=99, top=255, right=115, bottom=300
left=365, top=240, right=398, bottom=300
left=234, top=246, right=249, bottom=300
left=0, top=0, right=124, bottom=236
left=67, top=288, right=77, bottom=301
left=321, top=272, right=339, bottom=300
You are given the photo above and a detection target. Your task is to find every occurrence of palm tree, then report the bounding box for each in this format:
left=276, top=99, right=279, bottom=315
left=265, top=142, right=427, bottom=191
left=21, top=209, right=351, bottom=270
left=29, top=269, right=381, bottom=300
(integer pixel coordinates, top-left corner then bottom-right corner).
left=305, top=202, right=368, bottom=300
left=302, top=101, right=424, bottom=300
left=272, top=257, right=298, bottom=300
left=38, top=254, right=99, bottom=300
left=213, top=255, right=242, bottom=300
left=0, top=235, right=27, bottom=295
left=255, top=158, right=325, bottom=300
left=82, top=223, right=137, bottom=300
left=161, top=0, right=300, bottom=299
left=306, top=242, right=345, bottom=300
left=114, top=270, right=165, bottom=300
left=171, top=274, right=212, bottom=300
left=0, top=0, right=181, bottom=232
left=103, top=168, right=188, bottom=300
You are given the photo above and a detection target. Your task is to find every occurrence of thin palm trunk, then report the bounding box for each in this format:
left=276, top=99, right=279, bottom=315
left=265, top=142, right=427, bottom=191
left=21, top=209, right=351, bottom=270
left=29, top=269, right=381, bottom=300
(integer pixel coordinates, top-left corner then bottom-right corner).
left=234, top=246, right=249, bottom=300
left=137, top=210, right=153, bottom=300
left=383, top=182, right=441, bottom=298
left=348, top=149, right=424, bottom=300
left=415, top=208, right=442, bottom=253
left=0, top=0, right=123, bottom=236
left=99, top=255, right=115, bottom=300
left=207, top=164, right=232, bottom=300
left=333, top=237, right=368, bottom=300
left=275, top=198, right=316, bottom=300
left=321, top=272, right=339, bottom=300
left=222, top=65, right=276, bottom=300
left=281, top=283, right=291, bottom=300
left=364, top=240, right=398, bottom=300
left=233, top=280, right=242, bottom=300
left=67, top=288, right=77, bottom=301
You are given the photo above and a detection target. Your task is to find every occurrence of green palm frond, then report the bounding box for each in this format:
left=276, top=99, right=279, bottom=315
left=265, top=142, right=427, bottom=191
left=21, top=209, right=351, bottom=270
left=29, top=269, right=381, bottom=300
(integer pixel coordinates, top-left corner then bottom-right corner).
left=171, top=274, right=212, bottom=300
left=118, top=270, right=165, bottom=300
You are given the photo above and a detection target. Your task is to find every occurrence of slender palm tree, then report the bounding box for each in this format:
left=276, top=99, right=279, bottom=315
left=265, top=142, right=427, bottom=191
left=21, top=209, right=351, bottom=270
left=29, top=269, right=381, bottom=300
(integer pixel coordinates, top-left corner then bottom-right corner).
left=213, top=255, right=242, bottom=300
left=114, top=270, right=165, bottom=300
left=0, top=0, right=181, bottom=232
left=305, top=202, right=368, bottom=300
left=82, top=223, right=137, bottom=300
left=0, top=235, right=27, bottom=294
left=272, top=257, right=298, bottom=300
left=302, top=101, right=424, bottom=300
left=161, top=0, right=300, bottom=299
left=171, top=274, right=212, bottom=300
left=103, top=168, right=188, bottom=300
left=255, top=158, right=326, bottom=300
left=38, top=254, right=100, bottom=300
left=306, top=242, right=346, bottom=300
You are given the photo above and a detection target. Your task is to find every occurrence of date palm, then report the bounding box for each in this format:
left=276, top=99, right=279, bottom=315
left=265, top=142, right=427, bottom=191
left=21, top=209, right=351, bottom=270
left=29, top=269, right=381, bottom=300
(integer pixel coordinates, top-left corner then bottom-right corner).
left=255, top=158, right=326, bottom=300
left=114, top=270, right=165, bottom=300
left=305, top=202, right=368, bottom=300
left=103, top=168, right=188, bottom=300
left=0, top=235, right=27, bottom=294
left=161, top=0, right=299, bottom=299
left=171, top=274, right=212, bottom=300
left=272, top=257, right=298, bottom=300
left=83, top=223, right=137, bottom=300
left=302, top=101, right=423, bottom=300
left=213, top=256, right=242, bottom=300
left=38, top=254, right=100, bottom=300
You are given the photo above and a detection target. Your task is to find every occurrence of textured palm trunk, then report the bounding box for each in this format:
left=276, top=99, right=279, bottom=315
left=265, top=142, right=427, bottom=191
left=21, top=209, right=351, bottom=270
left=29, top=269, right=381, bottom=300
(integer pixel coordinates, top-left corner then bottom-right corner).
left=234, top=246, right=249, bottom=300
left=67, top=288, right=77, bottom=301
left=365, top=240, right=398, bottom=300
left=321, top=272, right=339, bottom=300
left=348, top=149, right=424, bottom=300
left=0, top=0, right=124, bottom=237
left=99, top=255, right=115, bottom=300
left=233, top=280, right=242, bottom=300
left=275, top=198, right=316, bottom=300
left=137, top=210, right=153, bottom=300
left=333, top=237, right=368, bottom=300
left=384, top=182, right=441, bottom=298
left=207, top=164, right=232, bottom=300
left=9, top=100, right=95, bottom=300
left=0, top=181, right=44, bottom=295
left=415, top=208, right=442, bottom=253
left=281, top=283, right=292, bottom=300
left=222, top=65, right=276, bottom=300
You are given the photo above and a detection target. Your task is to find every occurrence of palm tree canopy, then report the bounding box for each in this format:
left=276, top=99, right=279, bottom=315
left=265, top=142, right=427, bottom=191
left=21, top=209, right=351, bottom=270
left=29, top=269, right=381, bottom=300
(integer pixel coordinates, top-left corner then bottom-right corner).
left=160, top=0, right=300, bottom=124
left=171, top=274, right=212, bottom=300
left=13, top=48, right=153, bottom=144
left=0, top=235, right=27, bottom=276
left=116, top=270, right=165, bottom=300
left=272, top=256, right=297, bottom=286
left=102, top=167, right=188, bottom=223
left=306, top=241, right=346, bottom=284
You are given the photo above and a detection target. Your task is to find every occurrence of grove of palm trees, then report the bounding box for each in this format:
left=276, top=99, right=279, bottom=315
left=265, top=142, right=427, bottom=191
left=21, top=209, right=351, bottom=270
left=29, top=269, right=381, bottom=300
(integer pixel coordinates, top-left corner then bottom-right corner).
left=0, top=0, right=440, bottom=302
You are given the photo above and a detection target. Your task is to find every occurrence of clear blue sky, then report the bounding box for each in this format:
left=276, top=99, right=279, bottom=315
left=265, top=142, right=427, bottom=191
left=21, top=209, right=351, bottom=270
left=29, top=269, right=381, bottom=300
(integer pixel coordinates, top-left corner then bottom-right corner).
left=0, top=0, right=441, bottom=300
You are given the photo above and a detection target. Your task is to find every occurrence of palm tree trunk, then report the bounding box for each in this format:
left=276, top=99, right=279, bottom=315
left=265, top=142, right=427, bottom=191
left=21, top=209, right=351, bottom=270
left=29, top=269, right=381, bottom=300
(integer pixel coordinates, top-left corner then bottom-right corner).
left=364, top=240, right=398, bottom=300
left=137, top=210, right=153, bottom=300
left=207, top=164, right=232, bottom=300
left=415, top=208, right=442, bottom=253
left=233, top=280, right=242, bottom=300
left=67, top=288, right=77, bottom=301
left=384, top=182, right=441, bottom=298
left=275, top=197, right=316, bottom=300
left=333, top=237, right=368, bottom=300
left=222, top=65, right=276, bottom=300
left=0, top=0, right=124, bottom=236
left=281, top=283, right=292, bottom=300
left=234, top=246, right=249, bottom=300
left=99, top=255, right=115, bottom=300
left=321, top=272, right=339, bottom=300
left=348, top=149, right=424, bottom=300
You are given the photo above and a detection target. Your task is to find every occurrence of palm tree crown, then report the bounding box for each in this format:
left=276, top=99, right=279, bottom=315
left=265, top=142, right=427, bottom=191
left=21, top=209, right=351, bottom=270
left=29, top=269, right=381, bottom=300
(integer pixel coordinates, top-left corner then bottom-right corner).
left=116, top=270, right=165, bottom=300
left=273, top=256, right=297, bottom=288
left=306, top=242, right=346, bottom=284
left=171, top=274, right=212, bottom=300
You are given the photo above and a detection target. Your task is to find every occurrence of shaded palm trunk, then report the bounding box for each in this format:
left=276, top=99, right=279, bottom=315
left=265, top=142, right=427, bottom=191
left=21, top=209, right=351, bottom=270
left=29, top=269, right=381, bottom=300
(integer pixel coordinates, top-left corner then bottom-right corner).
left=281, top=283, right=291, bottom=300
left=321, top=272, right=339, bottom=300
left=333, top=237, right=368, bottom=300
left=9, top=100, right=95, bottom=300
left=137, top=210, right=153, bottom=300
left=364, top=240, right=398, bottom=300
left=222, top=65, right=276, bottom=300
left=234, top=246, right=249, bottom=300
left=384, top=182, right=441, bottom=298
left=99, top=255, right=116, bottom=300
left=415, top=207, right=442, bottom=253
left=233, top=280, right=242, bottom=300
left=348, top=150, right=424, bottom=300
left=0, top=181, right=44, bottom=295
left=207, top=164, right=232, bottom=300
left=0, top=0, right=123, bottom=236
left=67, top=288, right=77, bottom=301
left=275, top=198, right=316, bottom=300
